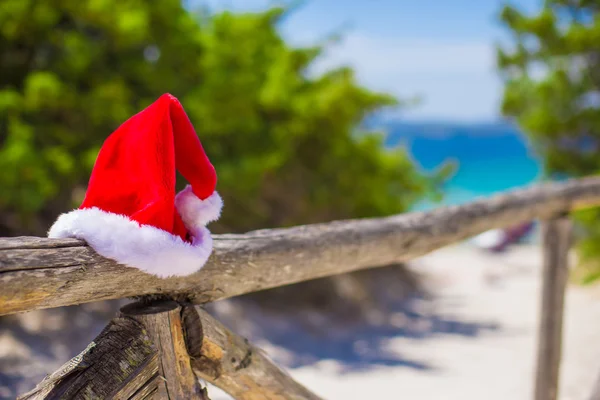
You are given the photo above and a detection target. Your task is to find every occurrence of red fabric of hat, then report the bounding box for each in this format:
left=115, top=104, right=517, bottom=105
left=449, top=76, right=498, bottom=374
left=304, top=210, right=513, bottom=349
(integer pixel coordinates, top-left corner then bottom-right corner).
left=48, top=94, right=223, bottom=278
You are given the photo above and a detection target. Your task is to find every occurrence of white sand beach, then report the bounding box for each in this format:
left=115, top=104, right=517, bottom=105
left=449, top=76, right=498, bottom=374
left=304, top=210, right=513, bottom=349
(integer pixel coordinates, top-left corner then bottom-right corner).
left=208, top=243, right=600, bottom=400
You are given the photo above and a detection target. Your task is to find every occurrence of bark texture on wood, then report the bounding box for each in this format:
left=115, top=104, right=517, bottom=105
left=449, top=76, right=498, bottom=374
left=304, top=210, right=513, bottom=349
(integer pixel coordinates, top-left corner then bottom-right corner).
left=18, top=317, right=158, bottom=399
left=2, top=177, right=600, bottom=316
left=187, top=306, right=321, bottom=400
left=18, top=300, right=319, bottom=400
left=18, top=300, right=211, bottom=400
left=534, top=216, right=572, bottom=400
left=120, top=301, right=207, bottom=400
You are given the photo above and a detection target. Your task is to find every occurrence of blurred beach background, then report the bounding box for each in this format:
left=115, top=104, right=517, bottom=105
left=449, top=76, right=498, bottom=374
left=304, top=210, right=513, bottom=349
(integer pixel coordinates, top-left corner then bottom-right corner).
left=387, top=121, right=541, bottom=210
left=3, top=0, right=600, bottom=399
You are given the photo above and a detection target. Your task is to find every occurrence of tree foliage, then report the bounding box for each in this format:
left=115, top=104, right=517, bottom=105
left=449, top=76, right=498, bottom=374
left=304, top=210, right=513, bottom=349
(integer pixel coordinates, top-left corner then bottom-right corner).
left=0, top=0, right=435, bottom=235
left=498, top=0, right=600, bottom=281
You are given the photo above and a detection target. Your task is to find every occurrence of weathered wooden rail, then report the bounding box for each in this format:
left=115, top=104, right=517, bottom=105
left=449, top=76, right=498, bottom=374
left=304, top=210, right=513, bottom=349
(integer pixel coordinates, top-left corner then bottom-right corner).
left=3, top=176, right=600, bottom=399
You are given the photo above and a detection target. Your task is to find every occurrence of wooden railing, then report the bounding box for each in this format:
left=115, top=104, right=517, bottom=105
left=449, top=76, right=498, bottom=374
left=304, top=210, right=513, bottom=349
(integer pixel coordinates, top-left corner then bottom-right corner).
left=3, top=176, right=600, bottom=399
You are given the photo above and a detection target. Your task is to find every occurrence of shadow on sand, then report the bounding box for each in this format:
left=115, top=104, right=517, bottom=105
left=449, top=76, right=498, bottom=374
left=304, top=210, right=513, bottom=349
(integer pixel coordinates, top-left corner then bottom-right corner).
left=208, top=264, right=500, bottom=372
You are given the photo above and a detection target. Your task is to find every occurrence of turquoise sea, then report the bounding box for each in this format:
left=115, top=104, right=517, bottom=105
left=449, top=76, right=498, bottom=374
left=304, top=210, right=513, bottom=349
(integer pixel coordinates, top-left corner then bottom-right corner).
left=383, top=121, right=542, bottom=211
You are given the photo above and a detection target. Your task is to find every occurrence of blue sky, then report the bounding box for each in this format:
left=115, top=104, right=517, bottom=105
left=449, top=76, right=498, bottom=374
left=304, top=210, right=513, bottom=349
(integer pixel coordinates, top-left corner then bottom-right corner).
left=199, top=0, right=542, bottom=121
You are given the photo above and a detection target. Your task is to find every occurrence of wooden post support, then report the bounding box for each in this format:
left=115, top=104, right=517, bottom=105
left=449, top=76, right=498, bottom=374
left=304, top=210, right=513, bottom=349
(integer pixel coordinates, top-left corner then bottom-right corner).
left=120, top=301, right=209, bottom=400
left=534, top=215, right=573, bottom=400
left=18, top=300, right=321, bottom=400
left=18, top=316, right=160, bottom=399
left=185, top=305, right=322, bottom=400
left=19, top=300, right=210, bottom=400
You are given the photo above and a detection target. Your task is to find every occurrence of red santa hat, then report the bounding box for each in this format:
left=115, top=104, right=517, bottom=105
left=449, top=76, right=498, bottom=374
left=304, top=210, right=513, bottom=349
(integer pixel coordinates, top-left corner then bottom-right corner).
left=48, top=93, right=223, bottom=278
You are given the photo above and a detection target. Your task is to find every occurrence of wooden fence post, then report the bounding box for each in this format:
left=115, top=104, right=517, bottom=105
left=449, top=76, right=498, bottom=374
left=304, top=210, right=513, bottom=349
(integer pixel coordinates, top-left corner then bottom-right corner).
left=534, top=215, right=572, bottom=400
left=19, top=300, right=210, bottom=400
left=187, top=305, right=322, bottom=400
left=18, top=300, right=321, bottom=400
left=120, top=301, right=210, bottom=400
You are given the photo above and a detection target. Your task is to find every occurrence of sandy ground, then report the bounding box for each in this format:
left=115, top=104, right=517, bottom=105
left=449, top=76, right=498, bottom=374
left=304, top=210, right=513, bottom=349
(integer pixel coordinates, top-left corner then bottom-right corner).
left=208, top=243, right=600, bottom=400
left=3, top=243, right=600, bottom=399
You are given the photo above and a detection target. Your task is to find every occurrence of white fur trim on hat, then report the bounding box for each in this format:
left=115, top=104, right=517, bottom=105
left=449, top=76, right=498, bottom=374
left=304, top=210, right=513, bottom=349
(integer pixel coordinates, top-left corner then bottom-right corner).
left=175, top=186, right=223, bottom=227
left=48, top=198, right=218, bottom=278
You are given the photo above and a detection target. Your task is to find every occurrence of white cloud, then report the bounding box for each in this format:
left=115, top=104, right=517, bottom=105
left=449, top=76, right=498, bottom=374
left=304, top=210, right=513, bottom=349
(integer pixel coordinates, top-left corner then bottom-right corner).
left=315, top=34, right=495, bottom=74
left=187, top=3, right=504, bottom=121
left=309, top=33, right=502, bottom=121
